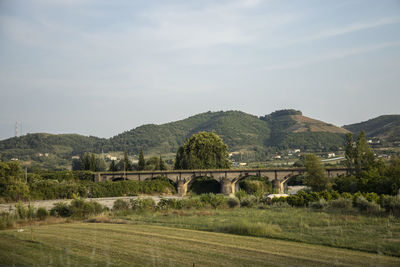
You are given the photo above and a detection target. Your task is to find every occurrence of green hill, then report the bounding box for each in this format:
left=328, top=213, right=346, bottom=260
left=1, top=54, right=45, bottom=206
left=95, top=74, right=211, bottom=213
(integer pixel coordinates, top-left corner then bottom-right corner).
left=343, top=115, right=400, bottom=143
left=105, top=111, right=271, bottom=155
left=0, top=109, right=351, bottom=169
left=0, top=133, right=106, bottom=169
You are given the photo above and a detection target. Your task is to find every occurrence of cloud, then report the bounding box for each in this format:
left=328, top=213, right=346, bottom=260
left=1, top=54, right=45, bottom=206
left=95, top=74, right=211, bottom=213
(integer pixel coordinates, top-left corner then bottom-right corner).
left=262, top=41, right=400, bottom=71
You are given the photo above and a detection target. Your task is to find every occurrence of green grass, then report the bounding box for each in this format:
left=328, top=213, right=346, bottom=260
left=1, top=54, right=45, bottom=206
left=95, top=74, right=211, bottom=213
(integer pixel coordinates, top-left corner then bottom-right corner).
left=114, top=207, right=400, bottom=257
left=1, top=223, right=400, bottom=266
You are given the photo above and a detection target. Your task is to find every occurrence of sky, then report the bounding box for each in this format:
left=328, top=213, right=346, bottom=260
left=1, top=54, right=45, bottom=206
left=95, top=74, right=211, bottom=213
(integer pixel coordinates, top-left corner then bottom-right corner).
left=0, top=0, right=399, bottom=140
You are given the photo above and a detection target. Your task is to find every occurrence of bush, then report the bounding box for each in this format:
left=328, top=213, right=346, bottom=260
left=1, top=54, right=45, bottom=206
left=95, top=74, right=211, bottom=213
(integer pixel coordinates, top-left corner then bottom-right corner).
left=69, top=199, right=103, bottom=218
left=328, top=198, right=353, bottom=210
left=113, top=199, right=130, bottom=211
left=382, top=195, right=400, bottom=217
left=130, top=198, right=155, bottom=211
left=15, top=202, right=28, bottom=220
left=240, top=195, right=258, bottom=208
left=235, top=189, right=247, bottom=201
left=50, top=202, right=71, bottom=217
left=0, top=212, right=15, bottom=230
left=227, top=197, right=240, bottom=208
left=354, top=196, right=381, bottom=215
left=179, top=198, right=204, bottom=209
left=36, top=207, right=49, bottom=220
left=200, top=193, right=226, bottom=209
left=309, top=199, right=328, bottom=209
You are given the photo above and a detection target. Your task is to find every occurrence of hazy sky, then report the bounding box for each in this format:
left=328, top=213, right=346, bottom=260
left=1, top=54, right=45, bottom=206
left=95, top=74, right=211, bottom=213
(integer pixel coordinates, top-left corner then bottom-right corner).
left=1, top=0, right=399, bottom=140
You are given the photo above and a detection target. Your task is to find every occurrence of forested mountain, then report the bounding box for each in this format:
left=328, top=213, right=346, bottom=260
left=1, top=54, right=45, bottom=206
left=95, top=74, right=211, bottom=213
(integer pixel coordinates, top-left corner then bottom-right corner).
left=0, top=133, right=106, bottom=169
left=0, top=109, right=360, bottom=168
left=343, top=115, right=400, bottom=142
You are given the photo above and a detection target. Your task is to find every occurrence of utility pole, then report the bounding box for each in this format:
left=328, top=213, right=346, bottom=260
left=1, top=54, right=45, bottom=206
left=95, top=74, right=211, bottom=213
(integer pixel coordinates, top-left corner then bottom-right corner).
left=15, top=121, right=18, bottom=137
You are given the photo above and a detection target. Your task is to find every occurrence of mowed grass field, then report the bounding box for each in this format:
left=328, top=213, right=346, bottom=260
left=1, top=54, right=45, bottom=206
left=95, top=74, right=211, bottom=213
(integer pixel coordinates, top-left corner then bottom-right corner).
left=1, top=223, right=400, bottom=266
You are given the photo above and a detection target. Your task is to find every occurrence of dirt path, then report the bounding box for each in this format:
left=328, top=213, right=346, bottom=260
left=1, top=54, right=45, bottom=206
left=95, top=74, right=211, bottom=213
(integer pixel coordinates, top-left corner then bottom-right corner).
left=0, top=195, right=181, bottom=213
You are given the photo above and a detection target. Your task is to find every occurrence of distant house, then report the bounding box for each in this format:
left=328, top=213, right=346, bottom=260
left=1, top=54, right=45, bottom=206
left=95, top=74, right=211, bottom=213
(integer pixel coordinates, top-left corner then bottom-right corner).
left=71, top=155, right=80, bottom=160
left=11, top=158, right=18, bottom=161
left=110, top=156, right=118, bottom=161
left=274, top=155, right=281, bottom=159
left=37, top=153, right=43, bottom=157
left=239, top=162, right=247, bottom=166
left=328, top=153, right=336, bottom=158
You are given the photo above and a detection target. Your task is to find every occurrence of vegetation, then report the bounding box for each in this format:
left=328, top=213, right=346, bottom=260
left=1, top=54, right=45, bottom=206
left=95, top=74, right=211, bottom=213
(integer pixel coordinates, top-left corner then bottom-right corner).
left=343, top=114, right=400, bottom=143
left=0, top=161, right=176, bottom=202
left=303, top=154, right=330, bottom=191
left=174, top=132, right=230, bottom=169
left=2, top=223, right=399, bottom=266
left=0, top=110, right=358, bottom=169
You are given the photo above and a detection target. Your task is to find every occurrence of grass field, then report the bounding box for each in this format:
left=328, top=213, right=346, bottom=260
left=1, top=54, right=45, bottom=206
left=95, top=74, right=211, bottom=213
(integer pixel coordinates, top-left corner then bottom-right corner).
left=1, top=223, right=400, bottom=266
left=113, top=207, right=400, bottom=257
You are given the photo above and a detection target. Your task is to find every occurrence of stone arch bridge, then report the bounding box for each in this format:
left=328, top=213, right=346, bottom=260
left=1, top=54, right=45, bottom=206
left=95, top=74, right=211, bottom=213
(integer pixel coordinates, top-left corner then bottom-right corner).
left=95, top=168, right=347, bottom=196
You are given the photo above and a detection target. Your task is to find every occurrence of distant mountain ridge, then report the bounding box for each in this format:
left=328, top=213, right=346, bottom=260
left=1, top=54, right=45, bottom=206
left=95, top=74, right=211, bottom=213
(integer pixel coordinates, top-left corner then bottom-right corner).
left=1, top=109, right=398, bottom=169
left=343, top=115, right=400, bottom=142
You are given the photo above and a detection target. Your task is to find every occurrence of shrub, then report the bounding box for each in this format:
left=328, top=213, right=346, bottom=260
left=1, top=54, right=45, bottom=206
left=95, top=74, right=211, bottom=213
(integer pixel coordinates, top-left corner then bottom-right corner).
left=235, top=189, right=247, bottom=201
left=15, top=202, right=27, bottom=219
left=200, top=194, right=226, bottom=209
left=130, top=198, right=156, bottom=211
left=227, top=197, right=240, bottom=208
left=328, top=198, right=353, bottom=210
left=382, top=195, right=400, bottom=217
left=309, top=199, right=328, bottom=209
left=36, top=207, right=49, bottom=220
left=50, top=202, right=71, bottom=217
left=240, top=195, right=258, bottom=208
left=69, top=199, right=103, bottom=218
left=113, top=199, right=130, bottom=211
left=354, top=196, right=381, bottom=215
left=0, top=212, right=15, bottom=230
left=180, top=198, right=204, bottom=209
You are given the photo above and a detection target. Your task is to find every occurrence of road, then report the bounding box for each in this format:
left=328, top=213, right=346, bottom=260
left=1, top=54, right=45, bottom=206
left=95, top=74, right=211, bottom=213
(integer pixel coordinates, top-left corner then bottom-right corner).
left=0, top=195, right=181, bottom=213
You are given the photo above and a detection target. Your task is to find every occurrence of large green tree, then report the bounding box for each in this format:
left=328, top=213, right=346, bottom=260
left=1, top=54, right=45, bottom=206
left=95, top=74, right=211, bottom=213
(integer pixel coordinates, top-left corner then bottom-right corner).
left=304, top=154, right=330, bottom=191
left=354, top=131, right=375, bottom=177
left=138, top=149, right=145, bottom=171
left=174, top=132, right=230, bottom=170
left=344, top=133, right=355, bottom=174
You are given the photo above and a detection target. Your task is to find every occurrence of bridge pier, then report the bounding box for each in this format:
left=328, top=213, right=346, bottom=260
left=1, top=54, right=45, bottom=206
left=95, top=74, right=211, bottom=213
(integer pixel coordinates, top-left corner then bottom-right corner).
left=177, top=181, right=187, bottom=196
left=221, top=178, right=234, bottom=196
left=273, top=179, right=284, bottom=194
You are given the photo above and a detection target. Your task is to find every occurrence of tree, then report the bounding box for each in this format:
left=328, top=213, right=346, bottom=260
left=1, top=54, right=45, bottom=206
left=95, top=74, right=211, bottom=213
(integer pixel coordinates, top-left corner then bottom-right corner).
left=174, top=132, right=230, bottom=170
left=121, top=150, right=132, bottom=172
left=159, top=155, right=167, bottom=170
left=108, top=160, right=118, bottom=172
left=138, top=149, right=145, bottom=171
left=354, top=131, right=375, bottom=177
left=344, top=133, right=355, bottom=174
left=145, top=156, right=160, bottom=170
left=304, top=154, right=330, bottom=191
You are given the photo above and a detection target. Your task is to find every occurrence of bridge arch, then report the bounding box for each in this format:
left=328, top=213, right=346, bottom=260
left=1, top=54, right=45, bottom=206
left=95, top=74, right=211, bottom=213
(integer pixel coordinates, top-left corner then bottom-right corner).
left=187, top=175, right=221, bottom=195
left=231, top=174, right=273, bottom=195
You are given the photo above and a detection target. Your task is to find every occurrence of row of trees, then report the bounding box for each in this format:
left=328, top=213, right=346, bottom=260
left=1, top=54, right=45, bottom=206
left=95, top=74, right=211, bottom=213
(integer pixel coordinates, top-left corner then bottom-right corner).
left=302, top=131, right=400, bottom=195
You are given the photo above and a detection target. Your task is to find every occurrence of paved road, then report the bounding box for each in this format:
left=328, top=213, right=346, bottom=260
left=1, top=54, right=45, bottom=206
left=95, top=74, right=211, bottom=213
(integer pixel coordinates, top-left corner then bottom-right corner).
left=0, top=195, right=181, bottom=213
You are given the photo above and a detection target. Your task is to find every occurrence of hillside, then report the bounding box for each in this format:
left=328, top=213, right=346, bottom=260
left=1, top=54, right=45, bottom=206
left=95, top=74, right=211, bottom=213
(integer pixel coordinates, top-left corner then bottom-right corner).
left=105, top=111, right=271, bottom=154
left=343, top=115, right=400, bottom=142
left=0, top=133, right=106, bottom=169
left=0, top=109, right=351, bottom=168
